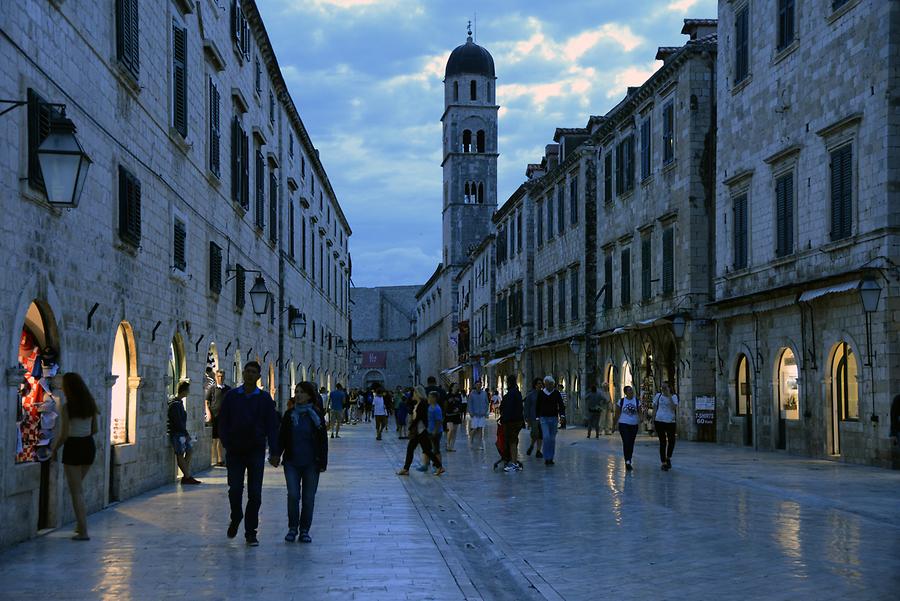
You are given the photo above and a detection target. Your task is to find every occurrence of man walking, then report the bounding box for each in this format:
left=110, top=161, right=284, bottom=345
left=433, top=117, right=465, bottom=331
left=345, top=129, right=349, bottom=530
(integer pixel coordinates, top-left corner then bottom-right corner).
left=373, top=386, right=388, bottom=440
left=556, top=382, right=568, bottom=429
left=328, top=383, right=346, bottom=439
left=524, top=378, right=543, bottom=458
left=585, top=385, right=603, bottom=439
left=168, top=381, right=200, bottom=485
left=500, top=375, right=524, bottom=472
left=467, top=380, right=489, bottom=449
left=218, top=361, right=279, bottom=546
left=205, top=370, right=230, bottom=465
left=537, top=376, right=565, bottom=466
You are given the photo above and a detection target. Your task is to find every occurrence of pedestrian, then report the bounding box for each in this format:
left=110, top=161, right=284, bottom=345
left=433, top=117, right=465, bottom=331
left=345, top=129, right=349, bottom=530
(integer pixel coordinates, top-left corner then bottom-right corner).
left=467, top=380, right=489, bottom=449
left=425, top=376, right=448, bottom=435
left=537, top=376, right=565, bottom=466
left=460, top=385, right=468, bottom=424
left=585, top=385, right=603, bottom=439
left=394, top=386, right=404, bottom=432
left=490, top=389, right=502, bottom=417
left=524, top=378, right=543, bottom=458
left=364, top=388, right=374, bottom=422
left=427, top=391, right=444, bottom=469
left=652, top=382, right=679, bottom=471
left=205, top=369, right=230, bottom=466
left=51, top=373, right=98, bottom=540
left=395, top=392, right=409, bottom=439
left=445, top=383, right=462, bottom=452
left=328, top=383, right=346, bottom=439
left=499, top=375, right=524, bottom=472
left=599, top=382, right=613, bottom=435
left=397, top=386, right=444, bottom=476
left=556, top=382, right=568, bottom=429
left=218, top=360, right=280, bottom=546
left=615, top=385, right=642, bottom=471
left=168, top=381, right=200, bottom=485
left=272, top=381, right=328, bottom=543
left=373, top=386, right=388, bottom=440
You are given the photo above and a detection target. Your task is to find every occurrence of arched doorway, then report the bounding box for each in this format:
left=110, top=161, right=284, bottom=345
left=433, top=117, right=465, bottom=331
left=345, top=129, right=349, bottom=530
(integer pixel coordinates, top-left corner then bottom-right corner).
left=605, top=364, right=616, bottom=401
left=288, top=360, right=296, bottom=392
left=16, top=300, right=61, bottom=529
left=364, top=370, right=384, bottom=389
left=829, top=341, right=859, bottom=456
left=267, top=363, right=276, bottom=400
left=775, top=348, right=799, bottom=450
left=620, top=360, right=633, bottom=399
left=233, top=349, right=242, bottom=384
left=109, top=322, right=138, bottom=503
left=168, top=333, right=186, bottom=396
left=736, top=354, right=752, bottom=446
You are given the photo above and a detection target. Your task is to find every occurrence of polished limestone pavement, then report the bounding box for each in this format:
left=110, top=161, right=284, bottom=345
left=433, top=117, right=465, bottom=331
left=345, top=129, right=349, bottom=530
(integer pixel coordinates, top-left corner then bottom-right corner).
left=0, top=421, right=898, bottom=600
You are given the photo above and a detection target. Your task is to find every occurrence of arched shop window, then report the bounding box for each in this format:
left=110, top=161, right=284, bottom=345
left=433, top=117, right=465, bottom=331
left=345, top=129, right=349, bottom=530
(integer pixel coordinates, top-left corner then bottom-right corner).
left=289, top=360, right=296, bottom=392
left=233, top=349, right=242, bottom=384
left=777, top=348, right=799, bottom=421
left=16, top=301, right=61, bottom=463
left=267, top=363, right=276, bottom=399
left=110, top=322, right=139, bottom=445
left=735, top=354, right=752, bottom=416
left=169, top=334, right=186, bottom=396
left=832, top=341, right=859, bottom=420
left=620, top=360, right=633, bottom=399
left=605, top=364, right=616, bottom=402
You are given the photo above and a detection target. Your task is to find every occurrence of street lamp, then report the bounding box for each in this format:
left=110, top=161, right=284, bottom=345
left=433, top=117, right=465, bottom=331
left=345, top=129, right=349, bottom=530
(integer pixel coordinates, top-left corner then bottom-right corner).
left=287, top=306, right=306, bottom=339
left=859, top=277, right=882, bottom=422
left=672, top=315, right=686, bottom=340
left=37, top=112, right=92, bottom=207
left=569, top=338, right=581, bottom=356
left=248, top=275, right=270, bottom=315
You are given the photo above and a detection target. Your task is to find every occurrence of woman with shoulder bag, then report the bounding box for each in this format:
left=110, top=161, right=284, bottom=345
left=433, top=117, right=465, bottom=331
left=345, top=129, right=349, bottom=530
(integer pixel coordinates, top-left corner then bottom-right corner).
left=653, top=382, right=679, bottom=471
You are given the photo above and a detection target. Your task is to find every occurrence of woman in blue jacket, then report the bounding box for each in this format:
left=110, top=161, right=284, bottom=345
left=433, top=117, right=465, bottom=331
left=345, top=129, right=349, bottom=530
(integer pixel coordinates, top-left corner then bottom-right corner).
left=273, top=381, right=328, bottom=543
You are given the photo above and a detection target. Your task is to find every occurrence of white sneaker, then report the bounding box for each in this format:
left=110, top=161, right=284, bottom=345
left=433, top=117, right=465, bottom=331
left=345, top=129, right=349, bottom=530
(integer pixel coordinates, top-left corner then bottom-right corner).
left=503, top=464, right=517, bottom=472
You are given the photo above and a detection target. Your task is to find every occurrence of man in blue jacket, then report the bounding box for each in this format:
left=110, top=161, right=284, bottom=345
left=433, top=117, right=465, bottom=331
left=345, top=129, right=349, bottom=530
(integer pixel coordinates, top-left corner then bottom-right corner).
left=217, top=361, right=279, bottom=546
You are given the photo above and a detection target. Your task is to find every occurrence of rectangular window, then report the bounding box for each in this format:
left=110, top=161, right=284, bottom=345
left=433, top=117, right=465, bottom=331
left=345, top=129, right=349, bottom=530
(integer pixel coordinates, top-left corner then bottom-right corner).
left=641, top=117, right=651, bottom=179
left=777, top=0, right=795, bottom=51
left=301, top=218, right=307, bottom=271
left=641, top=237, right=651, bottom=302
left=775, top=171, right=794, bottom=257
left=301, top=156, right=306, bottom=179
left=289, top=133, right=294, bottom=158
left=662, top=227, right=674, bottom=296
left=209, top=242, right=222, bottom=294
left=604, top=152, right=613, bottom=203
left=173, top=218, right=186, bottom=272
left=733, top=193, right=749, bottom=269
left=830, top=145, right=852, bottom=241
left=172, top=21, right=188, bottom=138
left=547, top=280, right=555, bottom=328
left=536, top=202, right=544, bottom=245
left=604, top=254, right=613, bottom=310
left=116, top=0, right=140, bottom=78
left=235, top=263, right=246, bottom=310
left=569, top=176, right=578, bottom=225
left=557, top=186, right=565, bottom=235
left=558, top=275, right=566, bottom=324
left=620, top=248, right=631, bottom=306
left=117, top=165, right=141, bottom=247
left=547, top=195, right=555, bottom=240
left=255, top=149, right=265, bottom=229
left=231, top=117, right=249, bottom=209
left=269, top=171, right=278, bottom=243
left=231, top=0, right=250, bottom=60
left=615, top=143, right=624, bottom=196
left=268, top=90, right=275, bottom=124
left=662, top=102, right=675, bottom=165
left=616, top=136, right=636, bottom=195
left=289, top=203, right=295, bottom=258
left=516, top=211, right=523, bottom=252
left=735, top=4, right=750, bottom=84
left=570, top=266, right=579, bottom=320
left=255, top=57, right=262, bottom=93
left=208, top=79, right=220, bottom=177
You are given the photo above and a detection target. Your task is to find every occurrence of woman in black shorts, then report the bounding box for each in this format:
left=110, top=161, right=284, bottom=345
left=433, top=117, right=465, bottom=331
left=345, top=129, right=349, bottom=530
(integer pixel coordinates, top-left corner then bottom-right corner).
left=445, top=383, right=463, bottom=452
left=52, top=373, right=99, bottom=540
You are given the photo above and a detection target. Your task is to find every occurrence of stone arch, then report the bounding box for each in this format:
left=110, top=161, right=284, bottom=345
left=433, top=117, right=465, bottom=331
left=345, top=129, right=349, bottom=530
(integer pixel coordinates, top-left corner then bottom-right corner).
left=169, top=332, right=187, bottom=397
left=110, top=321, right=140, bottom=446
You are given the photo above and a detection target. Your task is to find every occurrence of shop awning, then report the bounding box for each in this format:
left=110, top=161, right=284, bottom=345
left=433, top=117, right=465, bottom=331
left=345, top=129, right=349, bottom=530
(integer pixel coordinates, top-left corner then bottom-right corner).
left=798, top=280, right=860, bottom=303
left=483, top=354, right=514, bottom=368
left=440, top=365, right=465, bottom=375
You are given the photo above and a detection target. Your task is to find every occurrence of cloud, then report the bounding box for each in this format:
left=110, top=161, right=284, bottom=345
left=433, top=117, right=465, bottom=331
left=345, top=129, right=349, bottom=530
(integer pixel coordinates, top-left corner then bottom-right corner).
left=604, top=62, right=662, bottom=98
left=667, top=0, right=701, bottom=12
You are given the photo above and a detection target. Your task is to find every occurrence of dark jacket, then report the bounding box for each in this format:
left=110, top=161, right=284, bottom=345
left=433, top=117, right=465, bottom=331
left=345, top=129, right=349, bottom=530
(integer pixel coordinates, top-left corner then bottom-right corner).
left=166, top=397, right=188, bottom=436
left=536, top=389, right=565, bottom=418
left=410, top=399, right=429, bottom=433
left=500, top=388, right=524, bottom=423
left=277, top=404, right=328, bottom=472
left=523, top=389, right=538, bottom=422
left=218, top=386, right=279, bottom=453
left=205, top=384, right=230, bottom=418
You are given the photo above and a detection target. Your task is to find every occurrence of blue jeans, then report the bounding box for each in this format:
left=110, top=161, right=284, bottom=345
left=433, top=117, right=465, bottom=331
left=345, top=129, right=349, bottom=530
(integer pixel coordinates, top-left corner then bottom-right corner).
left=284, top=462, right=319, bottom=533
left=225, top=448, right=266, bottom=538
left=540, top=417, right=558, bottom=460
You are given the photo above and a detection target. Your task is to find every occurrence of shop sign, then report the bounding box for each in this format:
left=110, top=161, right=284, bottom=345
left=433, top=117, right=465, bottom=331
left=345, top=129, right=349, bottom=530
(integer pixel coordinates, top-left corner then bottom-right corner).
left=694, top=396, right=716, bottom=425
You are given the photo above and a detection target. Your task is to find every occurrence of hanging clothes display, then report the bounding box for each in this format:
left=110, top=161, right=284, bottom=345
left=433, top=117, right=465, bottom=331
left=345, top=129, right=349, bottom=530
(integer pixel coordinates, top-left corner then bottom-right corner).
left=16, top=328, right=58, bottom=463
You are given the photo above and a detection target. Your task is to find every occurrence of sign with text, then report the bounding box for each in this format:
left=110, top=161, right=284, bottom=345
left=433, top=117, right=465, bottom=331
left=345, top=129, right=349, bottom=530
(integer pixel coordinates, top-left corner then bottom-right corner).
left=360, top=351, right=387, bottom=369
left=694, top=396, right=716, bottom=425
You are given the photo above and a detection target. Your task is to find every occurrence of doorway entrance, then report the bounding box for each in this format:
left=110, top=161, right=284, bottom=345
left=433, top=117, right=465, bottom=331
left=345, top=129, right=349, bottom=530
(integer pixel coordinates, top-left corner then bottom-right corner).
left=736, top=354, right=753, bottom=446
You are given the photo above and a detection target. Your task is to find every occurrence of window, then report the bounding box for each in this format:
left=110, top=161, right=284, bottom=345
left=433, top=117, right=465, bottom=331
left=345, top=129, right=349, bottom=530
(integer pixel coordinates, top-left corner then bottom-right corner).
left=641, top=237, right=651, bottom=302
left=172, top=21, right=188, bottom=138
left=604, top=254, right=613, bottom=310
left=255, top=149, right=265, bottom=229
left=231, top=0, right=250, bottom=60
left=301, top=217, right=307, bottom=270
left=301, top=156, right=306, bottom=178
left=777, top=0, right=795, bottom=51
left=269, top=171, right=278, bottom=243
left=470, top=80, right=477, bottom=101
left=736, top=354, right=751, bottom=415
left=775, top=171, right=794, bottom=257
left=733, top=193, right=748, bottom=269
left=478, top=183, right=484, bottom=204
left=231, top=117, right=249, bottom=209
left=26, top=88, right=52, bottom=193
left=208, top=79, right=221, bottom=177
left=558, top=275, right=566, bottom=324
left=832, top=0, right=850, bottom=9
left=477, top=130, right=486, bottom=153
left=209, top=242, right=222, bottom=294
left=268, top=90, right=275, bottom=124
left=830, top=144, right=852, bottom=241
left=777, top=348, right=800, bottom=421
left=662, top=102, right=675, bottom=165
left=832, top=342, right=859, bottom=420
left=604, top=152, right=613, bottom=203
left=310, top=222, right=315, bottom=281
left=462, top=130, right=472, bottom=152
left=662, top=227, right=674, bottom=296
left=116, top=0, right=140, bottom=78
left=516, top=211, right=523, bottom=252
left=536, top=201, right=543, bottom=245
left=235, top=263, right=246, bottom=310
left=547, top=194, right=555, bottom=240
left=289, top=203, right=295, bottom=258
left=735, top=4, right=750, bottom=84
left=616, top=136, right=635, bottom=195
left=254, top=57, right=262, bottom=93
left=570, top=266, right=579, bottom=320
left=640, top=117, right=651, bottom=179
left=453, top=81, right=459, bottom=101
left=118, top=165, right=141, bottom=247
left=620, top=248, right=631, bottom=306
left=569, top=176, right=578, bottom=225
left=557, top=186, right=565, bottom=235
left=289, top=133, right=293, bottom=158
left=547, top=280, right=555, bottom=328
left=173, top=217, right=186, bottom=272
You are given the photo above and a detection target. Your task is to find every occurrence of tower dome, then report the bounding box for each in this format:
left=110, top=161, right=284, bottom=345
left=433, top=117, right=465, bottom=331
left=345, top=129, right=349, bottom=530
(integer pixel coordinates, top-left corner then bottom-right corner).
left=445, top=32, right=495, bottom=79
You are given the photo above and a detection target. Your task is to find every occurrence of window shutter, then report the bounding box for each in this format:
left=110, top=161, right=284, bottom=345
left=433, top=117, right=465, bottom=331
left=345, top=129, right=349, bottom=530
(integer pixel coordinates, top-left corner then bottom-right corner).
left=641, top=237, right=651, bottom=301
left=663, top=102, right=675, bottom=164
left=27, top=89, right=52, bottom=192
left=570, top=267, right=579, bottom=320
left=235, top=264, right=246, bottom=310
left=117, top=0, right=139, bottom=77
left=172, top=23, right=188, bottom=138
left=626, top=135, right=635, bottom=192
left=255, top=150, right=265, bottom=228
left=736, top=6, right=749, bottom=83
left=733, top=194, right=747, bottom=268
left=517, top=211, right=523, bottom=251
left=289, top=202, right=295, bottom=258
left=615, top=143, right=623, bottom=195
left=537, top=202, right=543, bottom=245
left=775, top=173, right=793, bottom=257
left=209, top=79, right=220, bottom=176
left=240, top=130, right=250, bottom=210
left=301, top=218, right=307, bottom=270
left=118, top=166, right=141, bottom=247
left=558, top=276, right=566, bottom=324
left=662, top=228, right=674, bottom=295
left=557, top=187, right=564, bottom=235
left=173, top=219, right=186, bottom=271
left=830, top=145, right=852, bottom=240
left=230, top=117, right=240, bottom=202
left=604, top=255, right=613, bottom=309
left=547, top=282, right=554, bottom=328
left=604, top=153, right=613, bottom=202
left=269, top=171, right=278, bottom=243
left=641, top=118, right=651, bottom=179
left=621, top=249, right=631, bottom=306
left=570, top=176, right=578, bottom=224
left=209, top=242, right=222, bottom=294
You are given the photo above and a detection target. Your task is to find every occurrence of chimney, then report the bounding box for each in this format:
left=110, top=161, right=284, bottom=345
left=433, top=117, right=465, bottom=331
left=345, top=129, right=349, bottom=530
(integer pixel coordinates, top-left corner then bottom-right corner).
left=545, top=144, right=560, bottom=171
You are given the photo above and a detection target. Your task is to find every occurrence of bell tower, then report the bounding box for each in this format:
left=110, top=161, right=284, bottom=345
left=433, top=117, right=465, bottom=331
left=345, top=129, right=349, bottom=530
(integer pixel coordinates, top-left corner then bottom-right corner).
left=441, top=25, right=498, bottom=268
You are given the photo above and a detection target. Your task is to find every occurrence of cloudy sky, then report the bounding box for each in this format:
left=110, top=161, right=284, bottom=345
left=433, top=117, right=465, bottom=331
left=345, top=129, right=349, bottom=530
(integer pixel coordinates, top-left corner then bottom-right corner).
left=257, top=0, right=716, bottom=287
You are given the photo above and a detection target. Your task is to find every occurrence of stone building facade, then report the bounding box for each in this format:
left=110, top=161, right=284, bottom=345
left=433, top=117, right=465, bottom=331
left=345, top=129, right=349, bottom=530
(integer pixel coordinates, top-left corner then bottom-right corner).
left=349, top=286, right=417, bottom=389
left=713, top=0, right=899, bottom=466
left=0, top=0, right=350, bottom=546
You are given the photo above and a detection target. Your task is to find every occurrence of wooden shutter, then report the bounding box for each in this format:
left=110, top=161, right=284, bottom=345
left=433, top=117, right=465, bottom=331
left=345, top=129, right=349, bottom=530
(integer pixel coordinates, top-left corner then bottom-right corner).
left=662, top=227, right=674, bottom=295
left=621, top=249, right=631, bottom=306
left=117, top=0, right=139, bottom=77
left=269, top=171, right=278, bottom=243
left=173, top=219, right=186, bottom=271
left=570, top=267, right=579, bottom=320
left=776, top=172, right=793, bottom=257
left=209, top=79, right=220, bottom=176
left=557, top=186, right=564, bottom=235
left=240, top=130, right=250, bottom=210
left=641, top=118, right=651, bottom=179
left=626, top=135, right=635, bottom=192
left=209, top=242, right=222, bottom=294
left=230, top=117, right=240, bottom=202
left=733, top=194, right=747, bottom=268
left=289, top=202, right=295, bottom=258
left=663, top=102, right=674, bottom=164
left=604, top=153, right=613, bottom=203
left=641, top=237, right=651, bottom=301
left=118, top=166, right=141, bottom=247
left=615, top=143, right=623, bottom=195
left=537, top=202, right=543, bottom=244
left=570, top=176, right=578, bottom=224
left=558, top=276, right=566, bottom=324
left=830, top=145, right=852, bottom=240
left=547, top=195, right=554, bottom=239
left=604, top=255, right=613, bottom=309
left=255, top=151, right=265, bottom=228
left=235, top=264, right=246, bottom=309
left=547, top=282, right=554, bottom=328
left=172, top=22, right=188, bottom=138
left=736, top=6, right=749, bottom=83
left=27, top=88, right=51, bottom=192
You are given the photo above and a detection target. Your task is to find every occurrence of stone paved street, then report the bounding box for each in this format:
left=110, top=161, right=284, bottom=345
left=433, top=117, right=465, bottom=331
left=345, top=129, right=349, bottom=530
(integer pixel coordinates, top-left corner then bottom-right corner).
left=0, top=420, right=898, bottom=600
